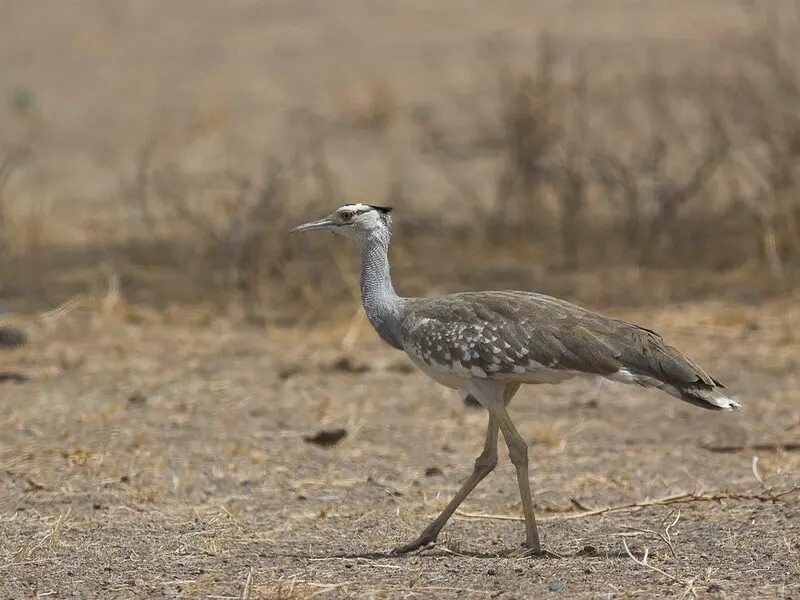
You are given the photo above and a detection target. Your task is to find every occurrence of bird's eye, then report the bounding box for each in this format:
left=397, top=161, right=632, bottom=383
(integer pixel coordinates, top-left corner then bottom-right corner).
left=340, top=211, right=353, bottom=222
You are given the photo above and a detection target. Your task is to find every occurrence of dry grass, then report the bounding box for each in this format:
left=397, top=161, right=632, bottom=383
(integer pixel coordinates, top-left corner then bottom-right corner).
left=1, top=296, right=799, bottom=598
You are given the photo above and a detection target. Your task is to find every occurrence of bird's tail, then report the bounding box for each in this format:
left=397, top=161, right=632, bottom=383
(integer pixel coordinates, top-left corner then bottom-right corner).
left=636, top=377, right=742, bottom=411
left=674, top=383, right=742, bottom=411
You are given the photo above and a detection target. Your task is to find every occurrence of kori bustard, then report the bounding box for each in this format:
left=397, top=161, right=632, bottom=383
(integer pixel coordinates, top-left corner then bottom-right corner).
left=291, top=203, right=741, bottom=557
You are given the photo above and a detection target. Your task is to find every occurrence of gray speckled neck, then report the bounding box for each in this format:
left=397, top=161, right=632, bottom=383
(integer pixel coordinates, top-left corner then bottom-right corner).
left=357, top=229, right=405, bottom=350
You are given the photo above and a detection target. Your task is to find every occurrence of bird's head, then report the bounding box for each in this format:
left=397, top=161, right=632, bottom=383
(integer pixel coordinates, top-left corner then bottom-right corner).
left=290, top=203, right=393, bottom=246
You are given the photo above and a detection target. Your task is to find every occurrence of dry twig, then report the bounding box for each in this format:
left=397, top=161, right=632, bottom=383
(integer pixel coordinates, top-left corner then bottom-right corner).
left=623, top=510, right=681, bottom=559
left=239, top=567, right=253, bottom=600
left=622, top=538, right=698, bottom=598
left=455, top=486, right=800, bottom=523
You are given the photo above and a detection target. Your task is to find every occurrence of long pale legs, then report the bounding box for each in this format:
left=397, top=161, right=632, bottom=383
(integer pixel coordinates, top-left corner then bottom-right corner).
left=486, top=392, right=542, bottom=554
left=391, top=383, right=528, bottom=555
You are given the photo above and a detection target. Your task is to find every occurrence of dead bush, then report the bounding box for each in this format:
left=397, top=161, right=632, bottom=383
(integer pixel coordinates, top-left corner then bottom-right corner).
left=0, top=144, right=29, bottom=263
left=6, top=5, right=800, bottom=319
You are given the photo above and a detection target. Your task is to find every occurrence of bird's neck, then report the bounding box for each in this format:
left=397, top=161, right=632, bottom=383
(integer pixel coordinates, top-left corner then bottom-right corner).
left=358, top=230, right=404, bottom=349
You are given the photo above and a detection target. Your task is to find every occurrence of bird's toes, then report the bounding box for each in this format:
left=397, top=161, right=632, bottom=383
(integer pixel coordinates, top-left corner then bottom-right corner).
left=390, top=545, right=418, bottom=556
left=390, top=537, right=436, bottom=556
left=505, top=546, right=563, bottom=559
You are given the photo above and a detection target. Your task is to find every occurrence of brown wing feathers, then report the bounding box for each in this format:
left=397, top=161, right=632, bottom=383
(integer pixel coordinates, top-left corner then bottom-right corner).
left=405, top=291, right=724, bottom=393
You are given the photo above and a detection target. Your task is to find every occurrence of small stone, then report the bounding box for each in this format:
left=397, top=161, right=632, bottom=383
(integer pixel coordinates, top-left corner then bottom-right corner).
left=388, top=362, right=415, bottom=374
left=278, top=364, right=304, bottom=380
left=329, top=356, right=370, bottom=374
left=548, top=581, right=565, bottom=593
left=0, top=326, right=27, bottom=348
left=128, top=392, right=147, bottom=406
left=303, top=428, right=347, bottom=447
left=0, top=371, right=27, bottom=384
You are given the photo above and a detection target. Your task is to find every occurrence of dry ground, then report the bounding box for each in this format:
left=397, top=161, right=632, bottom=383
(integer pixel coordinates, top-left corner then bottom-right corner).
left=2, top=2, right=800, bottom=598
left=1, top=296, right=799, bottom=599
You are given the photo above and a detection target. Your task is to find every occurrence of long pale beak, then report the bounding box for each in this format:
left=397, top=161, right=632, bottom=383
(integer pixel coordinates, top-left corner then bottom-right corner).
left=289, top=217, right=336, bottom=234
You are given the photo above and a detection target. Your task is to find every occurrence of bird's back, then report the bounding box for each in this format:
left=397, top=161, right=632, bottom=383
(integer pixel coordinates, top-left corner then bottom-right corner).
left=401, top=290, right=739, bottom=410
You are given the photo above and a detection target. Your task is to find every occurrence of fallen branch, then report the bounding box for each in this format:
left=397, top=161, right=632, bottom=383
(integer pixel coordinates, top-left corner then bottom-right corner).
left=623, top=509, right=681, bottom=559
left=701, top=442, right=800, bottom=453
left=454, top=486, right=800, bottom=523
left=622, top=538, right=697, bottom=598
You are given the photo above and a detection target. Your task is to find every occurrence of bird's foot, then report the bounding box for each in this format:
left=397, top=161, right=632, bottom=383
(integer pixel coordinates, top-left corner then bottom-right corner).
left=390, top=533, right=437, bottom=555
left=504, top=545, right=563, bottom=559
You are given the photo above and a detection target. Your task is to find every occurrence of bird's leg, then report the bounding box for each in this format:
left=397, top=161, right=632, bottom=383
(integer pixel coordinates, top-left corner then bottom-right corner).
left=485, top=400, right=542, bottom=555
left=390, top=415, right=500, bottom=555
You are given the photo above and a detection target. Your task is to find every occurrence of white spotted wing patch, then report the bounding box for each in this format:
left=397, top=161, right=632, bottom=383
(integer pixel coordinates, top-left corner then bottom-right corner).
left=401, top=308, right=558, bottom=382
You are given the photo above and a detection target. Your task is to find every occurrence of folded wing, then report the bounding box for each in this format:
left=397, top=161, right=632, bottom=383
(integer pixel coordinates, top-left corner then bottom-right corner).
left=402, top=291, right=739, bottom=411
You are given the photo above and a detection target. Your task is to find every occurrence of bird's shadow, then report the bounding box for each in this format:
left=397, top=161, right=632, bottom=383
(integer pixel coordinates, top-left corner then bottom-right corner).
left=270, top=545, right=595, bottom=561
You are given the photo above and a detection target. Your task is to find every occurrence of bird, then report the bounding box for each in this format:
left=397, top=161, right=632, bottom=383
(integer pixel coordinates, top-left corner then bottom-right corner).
left=290, top=203, right=742, bottom=557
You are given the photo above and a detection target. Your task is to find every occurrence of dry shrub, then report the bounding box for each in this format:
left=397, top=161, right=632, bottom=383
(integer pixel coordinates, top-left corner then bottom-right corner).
left=109, top=117, right=408, bottom=323
left=115, top=138, right=332, bottom=319
left=715, top=2, right=800, bottom=279
left=410, top=6, right=800, bottom=278
left=0, top=144, right=30, bottom=265
left=3, top=3, right=800, bottom=320
left=589, top=73, right=730, bottom=266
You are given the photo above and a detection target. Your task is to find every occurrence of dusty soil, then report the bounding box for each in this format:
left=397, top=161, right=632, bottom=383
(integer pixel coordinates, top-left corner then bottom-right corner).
left=1, top=2, right=799, bottom=597
left=1, top=296, right=799, bottom=599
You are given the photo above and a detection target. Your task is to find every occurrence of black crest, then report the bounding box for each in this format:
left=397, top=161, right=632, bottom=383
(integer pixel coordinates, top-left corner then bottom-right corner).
left=367, top=204, right=393, bottom=214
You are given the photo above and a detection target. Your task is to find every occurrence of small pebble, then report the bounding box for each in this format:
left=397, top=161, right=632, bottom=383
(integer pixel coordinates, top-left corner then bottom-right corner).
left=303, top=428, right=347, bottom=447
left=0, top=326, right=27, bottom=348
left=128, top=392, right=147, bottom=406
left=548, top=581, right=565, bottom=593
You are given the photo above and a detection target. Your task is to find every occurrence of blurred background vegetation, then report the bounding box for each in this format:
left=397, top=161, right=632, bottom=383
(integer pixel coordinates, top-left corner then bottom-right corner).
left=1, top=0, right=799, bottom=325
